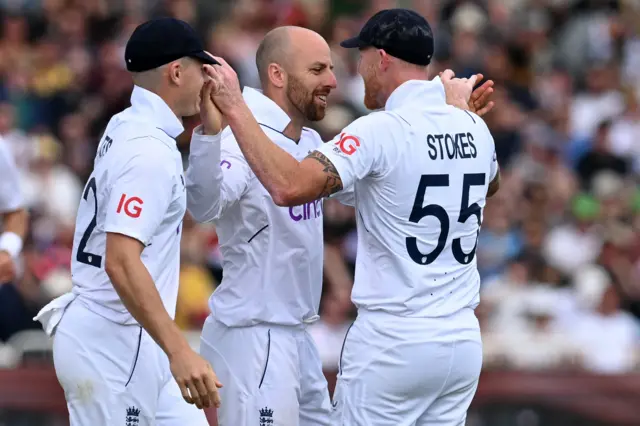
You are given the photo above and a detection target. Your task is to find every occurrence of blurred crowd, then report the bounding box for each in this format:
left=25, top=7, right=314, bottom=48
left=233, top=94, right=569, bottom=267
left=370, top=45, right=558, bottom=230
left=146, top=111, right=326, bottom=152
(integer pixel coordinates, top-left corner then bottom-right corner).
left=0, top=0, right=639, bottom=377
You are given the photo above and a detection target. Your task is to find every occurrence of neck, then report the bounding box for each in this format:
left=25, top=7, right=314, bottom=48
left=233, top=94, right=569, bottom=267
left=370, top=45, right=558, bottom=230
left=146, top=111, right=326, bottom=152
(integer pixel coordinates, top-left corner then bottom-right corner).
left=264, top=85, right=304, bottom=142
left=382, top=67, right=430, bottom=105
left=137, top=84, right=183, bottom=123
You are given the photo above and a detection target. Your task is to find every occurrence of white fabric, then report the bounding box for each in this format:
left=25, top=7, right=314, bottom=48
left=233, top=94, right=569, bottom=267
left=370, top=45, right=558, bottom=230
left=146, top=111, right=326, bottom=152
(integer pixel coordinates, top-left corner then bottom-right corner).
left=200, top=316, right=331, bottom=426
left=0, top=231, right=23, bottom=258
left=53, top=301, right=207, bottom=426
left=186, top=87, right=325, bottom=327
left=571, top=310, right=640, bottom=374
left=332, top=308, right=481, bottom=426
left=316, top=78, right=496, bottom=318
left=34, top=292, right=76, bottom=336
left=0, top=136, right=23, bottom=213
left=68, top=85, right=186, bottom=324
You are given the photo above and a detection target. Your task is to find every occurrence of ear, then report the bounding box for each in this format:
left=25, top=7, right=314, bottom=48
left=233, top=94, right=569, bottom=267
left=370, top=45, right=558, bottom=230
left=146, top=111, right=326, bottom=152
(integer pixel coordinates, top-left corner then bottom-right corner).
left=168, top=61, right=182, bottom=86
left=268, top=63, right=286, bottom=89
left=379, top=49, right=391, bottom=72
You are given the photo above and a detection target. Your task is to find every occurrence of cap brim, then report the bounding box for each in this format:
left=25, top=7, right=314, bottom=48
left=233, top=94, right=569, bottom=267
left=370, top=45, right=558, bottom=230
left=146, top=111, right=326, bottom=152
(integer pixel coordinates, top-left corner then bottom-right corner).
left=190, top=50, right=219, bottom=65
left=340, top=37, right=369, bottom=49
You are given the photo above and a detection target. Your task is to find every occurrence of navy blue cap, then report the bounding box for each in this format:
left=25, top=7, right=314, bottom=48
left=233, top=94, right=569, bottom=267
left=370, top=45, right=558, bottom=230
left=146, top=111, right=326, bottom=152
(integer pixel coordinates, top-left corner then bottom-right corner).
left=341, top=9, right=434, bottom=66
left=125, top=18, right=218, bottom=72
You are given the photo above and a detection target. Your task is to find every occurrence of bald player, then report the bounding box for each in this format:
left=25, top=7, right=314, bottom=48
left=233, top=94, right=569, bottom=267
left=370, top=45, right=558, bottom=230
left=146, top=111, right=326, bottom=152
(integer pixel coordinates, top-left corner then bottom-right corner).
left=186, top=26, right=494, bottom=426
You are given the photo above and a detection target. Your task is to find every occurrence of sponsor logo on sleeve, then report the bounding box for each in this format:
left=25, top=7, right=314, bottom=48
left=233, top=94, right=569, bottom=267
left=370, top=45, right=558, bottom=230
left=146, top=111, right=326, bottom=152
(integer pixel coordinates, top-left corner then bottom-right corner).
left=335, top=133, right=360, bottom=155
left=116, top=194, right=143, bottom=218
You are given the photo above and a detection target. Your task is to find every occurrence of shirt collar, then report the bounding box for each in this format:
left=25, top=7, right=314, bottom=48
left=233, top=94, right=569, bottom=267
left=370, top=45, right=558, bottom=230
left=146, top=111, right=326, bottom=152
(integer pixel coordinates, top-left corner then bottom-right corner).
left=242, top=87, right=291, bottom=132
left=129, top=86, right=184, bottom=139
left=385, top=77, right=446, bottom=111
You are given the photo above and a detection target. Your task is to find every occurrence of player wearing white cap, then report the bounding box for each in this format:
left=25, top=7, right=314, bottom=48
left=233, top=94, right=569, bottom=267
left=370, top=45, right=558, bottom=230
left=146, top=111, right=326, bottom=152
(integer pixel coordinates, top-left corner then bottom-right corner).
left=204, top=8, right=499, bottom=426
left=34, top=18, right=223, bottom=426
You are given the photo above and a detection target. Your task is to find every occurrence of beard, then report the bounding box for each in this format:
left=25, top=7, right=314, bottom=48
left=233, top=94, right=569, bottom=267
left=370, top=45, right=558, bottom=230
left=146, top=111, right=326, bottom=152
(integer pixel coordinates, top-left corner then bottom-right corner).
left=286, top=74, right=327, bottom=122
left=363, top=64, right=383, bottom=110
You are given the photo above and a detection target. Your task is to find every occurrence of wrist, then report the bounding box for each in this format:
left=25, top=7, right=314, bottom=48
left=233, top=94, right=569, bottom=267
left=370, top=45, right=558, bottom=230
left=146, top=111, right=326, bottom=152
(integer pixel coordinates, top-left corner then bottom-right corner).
left=197, top=124, right=222, bottom=137
left=0, top=232, right=23, bottom=258
left=225, top=99, right=251, bottom=127
left=163, top=330, right=192, bottom=361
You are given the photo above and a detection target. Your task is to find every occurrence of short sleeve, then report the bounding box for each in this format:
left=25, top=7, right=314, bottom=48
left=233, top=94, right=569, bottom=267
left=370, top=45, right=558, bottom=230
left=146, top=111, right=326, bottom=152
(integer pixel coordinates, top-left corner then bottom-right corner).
left=0, top=139, right=23, bottom=213
left=103, top=152, right=175, bottom=245
left=489, top=148, right=499, bottom=181
left=485, top=124, right=499, bottom=182
left=315, top=116, right=382, bottom=190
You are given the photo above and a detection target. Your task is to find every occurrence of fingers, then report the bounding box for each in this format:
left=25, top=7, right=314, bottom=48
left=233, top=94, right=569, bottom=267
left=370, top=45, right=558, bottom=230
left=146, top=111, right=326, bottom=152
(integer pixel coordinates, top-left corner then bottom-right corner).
left=178, top=380, right=193, bottom=405
left=203, top=373, right=222, bottom=408
left=470, top=80, right=494, bottom=102
left=476, top=81, right=495, bottom=105
left=202, top=64, right=217, bottom=79
left=200, top=79, right=213, bottom=106
left=212, top=55, right=231, bottom=68
left=476, top=101, right=496, bottom=117
left=192, top=376, right=211, bottom=408
left=440, top=69, right=455, bottom=82
left=467, top=74, right=478, bottom=88
left=186, top=380, right=204, bottom=409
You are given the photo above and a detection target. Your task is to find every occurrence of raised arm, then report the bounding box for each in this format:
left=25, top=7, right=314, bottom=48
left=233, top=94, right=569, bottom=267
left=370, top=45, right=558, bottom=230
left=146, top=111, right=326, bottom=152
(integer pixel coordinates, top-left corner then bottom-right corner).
left=186, top=76, right=252, bottom=222
left=185, top=127, right=252, bottom=222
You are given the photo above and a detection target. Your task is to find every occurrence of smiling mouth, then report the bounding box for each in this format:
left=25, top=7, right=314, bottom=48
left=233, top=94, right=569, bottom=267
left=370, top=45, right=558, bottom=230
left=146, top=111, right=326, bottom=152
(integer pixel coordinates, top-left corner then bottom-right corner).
left=315, top=94, right=328, bottom=107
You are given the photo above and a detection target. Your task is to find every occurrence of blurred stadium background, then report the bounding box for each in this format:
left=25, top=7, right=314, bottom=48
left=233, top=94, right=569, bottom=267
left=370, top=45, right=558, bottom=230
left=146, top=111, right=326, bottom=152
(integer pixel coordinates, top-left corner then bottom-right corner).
left=0, top=0, right=640, bottom=425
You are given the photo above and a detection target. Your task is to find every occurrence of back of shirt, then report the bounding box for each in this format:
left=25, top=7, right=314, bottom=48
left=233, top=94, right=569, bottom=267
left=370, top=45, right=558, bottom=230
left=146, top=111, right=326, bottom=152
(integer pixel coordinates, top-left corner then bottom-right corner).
left=317, top=79, right=497, bottom=318
left=71, top=90, right=187, bottom=324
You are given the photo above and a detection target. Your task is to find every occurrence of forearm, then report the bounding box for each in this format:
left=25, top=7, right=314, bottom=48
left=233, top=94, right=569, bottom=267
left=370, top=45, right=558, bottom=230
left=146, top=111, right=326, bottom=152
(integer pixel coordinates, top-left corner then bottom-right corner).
left=2, top=208, right=28, bottom=239
left=324, top=244, right=353, bottom=298
left=226, top=102, right=303, bottom=204
left=107, top=256, right=189, bottom=359
left=0, top=208, right=28, bottom=257
left=186, top=128, right=225, bottom=222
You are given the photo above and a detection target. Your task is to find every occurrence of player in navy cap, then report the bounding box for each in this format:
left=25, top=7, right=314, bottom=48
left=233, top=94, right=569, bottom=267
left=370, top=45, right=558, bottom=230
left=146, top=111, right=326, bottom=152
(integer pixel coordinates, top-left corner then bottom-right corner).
left=36, top=17, right=223, bottom=426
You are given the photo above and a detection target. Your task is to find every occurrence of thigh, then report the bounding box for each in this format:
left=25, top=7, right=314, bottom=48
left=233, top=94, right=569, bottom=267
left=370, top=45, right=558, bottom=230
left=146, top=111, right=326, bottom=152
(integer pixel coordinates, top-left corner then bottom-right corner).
left=298, top=332, right=331, bottom=426
left=200, top=318, right=300, bottom=426
left=417, top=339, right=482, bottom=426
left=53, top=305, right=160, bottom=425
left=331, top=318, right=450, bottom=426
left=155, top=377, right=210, bottom=426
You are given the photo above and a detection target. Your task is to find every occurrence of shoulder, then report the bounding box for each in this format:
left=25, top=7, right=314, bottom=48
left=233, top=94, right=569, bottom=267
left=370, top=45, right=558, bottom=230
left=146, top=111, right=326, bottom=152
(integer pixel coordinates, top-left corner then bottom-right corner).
left=345, top=110, right=406, bottom=133
left=302, top=127, right=323, bottom=148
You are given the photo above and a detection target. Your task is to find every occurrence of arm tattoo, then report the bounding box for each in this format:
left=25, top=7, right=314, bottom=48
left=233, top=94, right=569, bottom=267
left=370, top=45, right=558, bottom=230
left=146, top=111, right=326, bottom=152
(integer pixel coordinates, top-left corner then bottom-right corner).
left=306, top=151, right=344, bottom=198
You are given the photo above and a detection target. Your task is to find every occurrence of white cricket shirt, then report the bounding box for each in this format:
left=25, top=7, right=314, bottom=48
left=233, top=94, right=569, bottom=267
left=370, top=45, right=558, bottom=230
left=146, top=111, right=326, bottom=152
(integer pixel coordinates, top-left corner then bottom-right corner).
left=317, top=79, right=499, bottom=318
left=186, top=87, right=324, bottom=327
left=0, top=136, right=23, bottom=213
left=71, top=86, right=187, bottom=325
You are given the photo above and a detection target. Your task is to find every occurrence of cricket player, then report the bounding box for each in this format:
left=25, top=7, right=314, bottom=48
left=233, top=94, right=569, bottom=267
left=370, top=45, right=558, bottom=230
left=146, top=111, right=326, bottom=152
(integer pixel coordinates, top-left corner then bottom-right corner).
left=187, top=24, right=495, bottom=426
left=0, top=137, right=28, bottom=284
left=34, top=18, right=222, bottom=425
left=204, top=9, right=500, bottom=426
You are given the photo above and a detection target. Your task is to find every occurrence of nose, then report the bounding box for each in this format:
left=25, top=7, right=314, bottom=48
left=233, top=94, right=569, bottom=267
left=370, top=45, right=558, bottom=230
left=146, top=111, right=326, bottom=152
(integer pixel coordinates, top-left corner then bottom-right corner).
left=326, top=70, right=338, bottom=90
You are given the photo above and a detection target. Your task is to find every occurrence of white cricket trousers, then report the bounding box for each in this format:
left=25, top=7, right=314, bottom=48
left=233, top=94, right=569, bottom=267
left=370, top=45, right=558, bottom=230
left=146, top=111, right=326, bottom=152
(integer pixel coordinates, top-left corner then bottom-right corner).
left=52, top=300, right=208, bottom=426
left=200, top=316, right=332, bottom=426
left=331, top=307, right=482, bottom=426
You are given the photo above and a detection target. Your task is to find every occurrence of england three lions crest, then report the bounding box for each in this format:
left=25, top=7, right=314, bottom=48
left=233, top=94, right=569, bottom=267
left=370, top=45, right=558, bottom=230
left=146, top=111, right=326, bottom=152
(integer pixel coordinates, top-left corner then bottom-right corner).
left=259, top=406, right=273, bottom=425
left=126, top=406, right=140, bottom=426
